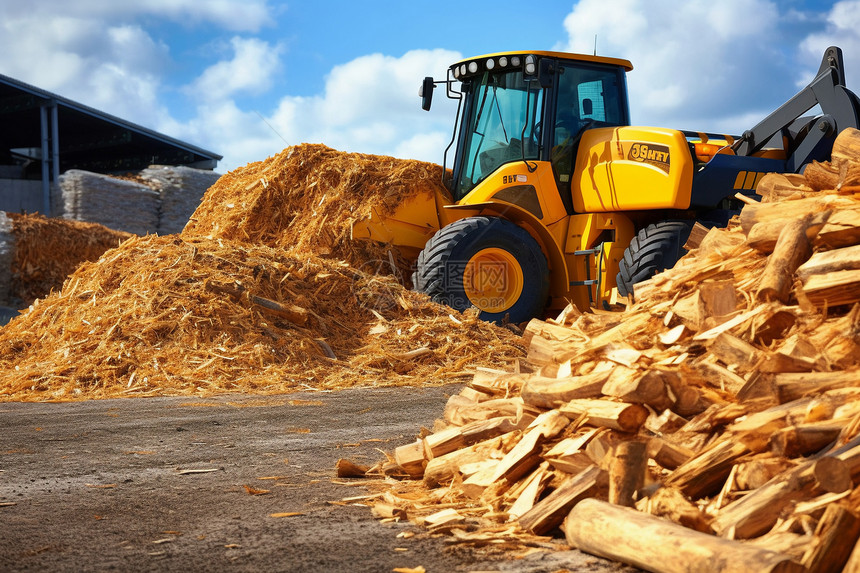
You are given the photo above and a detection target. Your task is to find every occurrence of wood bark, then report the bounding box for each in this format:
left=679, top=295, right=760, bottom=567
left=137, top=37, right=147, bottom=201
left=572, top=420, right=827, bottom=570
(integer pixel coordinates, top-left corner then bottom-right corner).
left=608, top=440, right=647, bottom=507
left=517, top=464, right=606, bottom=535
left=756, top=215, right=813, bottom=303
left=564, top=498, right=803, bottom=573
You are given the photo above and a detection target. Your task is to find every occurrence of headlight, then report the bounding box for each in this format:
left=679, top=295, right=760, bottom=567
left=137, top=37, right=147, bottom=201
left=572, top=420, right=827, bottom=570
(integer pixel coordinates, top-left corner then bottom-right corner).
left=525, top=55, right=536, bottom=75
left=486, top=58, right=495, bottom=70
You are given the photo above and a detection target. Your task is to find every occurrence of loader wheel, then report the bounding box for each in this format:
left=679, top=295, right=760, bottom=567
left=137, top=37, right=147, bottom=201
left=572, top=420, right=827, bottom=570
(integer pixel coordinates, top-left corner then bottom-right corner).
left=413, top=216, right=549, bottom=323
left=615, top=220, right=694, bottom=298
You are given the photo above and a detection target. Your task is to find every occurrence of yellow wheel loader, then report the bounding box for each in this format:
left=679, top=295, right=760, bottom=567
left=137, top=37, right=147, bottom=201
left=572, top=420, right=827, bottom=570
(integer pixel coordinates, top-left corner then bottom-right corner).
left=353, top=47, right=860, bottom=323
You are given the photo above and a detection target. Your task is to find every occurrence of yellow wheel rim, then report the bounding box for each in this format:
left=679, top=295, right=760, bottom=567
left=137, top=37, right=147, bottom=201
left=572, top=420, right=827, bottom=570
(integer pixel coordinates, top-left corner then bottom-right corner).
left=463, top=248, right=524, bottom=314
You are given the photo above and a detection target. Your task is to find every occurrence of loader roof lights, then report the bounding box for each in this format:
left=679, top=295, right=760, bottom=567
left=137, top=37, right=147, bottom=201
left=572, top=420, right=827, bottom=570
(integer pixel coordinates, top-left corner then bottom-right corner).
left=450, top=54, right=532, bottom=81
left=448, top=51, right=632, bottom=82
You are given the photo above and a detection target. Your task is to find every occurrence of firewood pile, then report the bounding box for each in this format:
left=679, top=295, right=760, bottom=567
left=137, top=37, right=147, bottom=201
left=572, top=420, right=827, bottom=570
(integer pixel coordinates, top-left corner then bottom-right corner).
left=361, top=129, right=860, bottom=573
left=0, top=212, right=130, bottom=307
left=0, top=147, right=521, bottom=402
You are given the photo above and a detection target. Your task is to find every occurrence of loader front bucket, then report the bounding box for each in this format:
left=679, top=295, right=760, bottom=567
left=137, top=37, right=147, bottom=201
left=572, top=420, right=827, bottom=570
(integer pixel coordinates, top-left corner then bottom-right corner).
left=351, top=187, right=448, bottom=257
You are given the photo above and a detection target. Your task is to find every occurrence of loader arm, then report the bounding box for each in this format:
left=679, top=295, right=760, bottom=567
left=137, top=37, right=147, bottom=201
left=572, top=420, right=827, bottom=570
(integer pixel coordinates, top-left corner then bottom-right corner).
left=733, top=46, right=860, bottom=171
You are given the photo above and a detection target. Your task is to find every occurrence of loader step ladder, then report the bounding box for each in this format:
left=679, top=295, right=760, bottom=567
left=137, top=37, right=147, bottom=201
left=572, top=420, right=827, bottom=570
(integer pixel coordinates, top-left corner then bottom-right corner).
left=570, top=243, right=605, bottom=307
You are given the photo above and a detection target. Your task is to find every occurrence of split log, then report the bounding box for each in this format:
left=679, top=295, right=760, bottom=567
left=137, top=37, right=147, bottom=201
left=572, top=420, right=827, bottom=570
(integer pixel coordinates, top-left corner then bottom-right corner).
left=803, top=160, right=841, bottom=191
left=517, top=464, right=606, bottom=535
left=710, top=456, right=852, bottom=539
left=601, top=367, right=673, bottom=411
left=740, top=194, right=856, bottom=235
left=800, top=503, right=860, bottom=573
left=336, top=458, right=370, bottom=478
left=520, top=370, right=611, bottom=409
left=394, top=440, right=426, bottom=478
left=423, top=433, right=516, bottom=487
left=608, top=440, right=647, bottom=507
left=756, top=215, right=813, bottom=303
left=391, top=449, right=428, bottom=482
left=800, top=268, right=860, bottom=307
left=832, top=127, right=860, bottom=163
left=564, top=498, right=803, bottom=573
left=756, top=172, right=812, bottom=202
left=422, top=415, right=523, bottom=459
left=639, top=486, right=712, bottom=533
left=488, top=410, right=569, bottom=484
left=770, top=420, right=843, bottom=458
left=665, top=439, right=750, bottom=499
left=706, top=332, right=761, bottom=372
left=646, top=437, right=694, bottom=470
left=776, top=370, right=860, bottom=403
left=797, top=243, right=860, bottom=280
left=746, top=210, right=831, bottom=253
left=814, top=207, right=860, bottom=248
left=559, top=399, right=648, bottom=433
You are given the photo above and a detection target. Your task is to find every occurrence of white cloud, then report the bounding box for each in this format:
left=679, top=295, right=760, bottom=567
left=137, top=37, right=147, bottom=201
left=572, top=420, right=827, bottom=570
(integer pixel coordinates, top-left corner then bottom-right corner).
left=182, top=48, right=463, bottom=172
left=3, top=0, right=272, bottom=32
left=799, top=1, right=860, bottom=89
left=560, top=0, right=798, bottom=133
left=187, top=37, right=284, bottom=102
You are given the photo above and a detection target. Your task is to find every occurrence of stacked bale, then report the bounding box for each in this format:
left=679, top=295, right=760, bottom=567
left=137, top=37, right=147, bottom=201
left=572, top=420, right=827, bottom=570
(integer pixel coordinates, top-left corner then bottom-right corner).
left=139, top=165, right=220, bottom=235
left=58, top=170, right=160, bottom=235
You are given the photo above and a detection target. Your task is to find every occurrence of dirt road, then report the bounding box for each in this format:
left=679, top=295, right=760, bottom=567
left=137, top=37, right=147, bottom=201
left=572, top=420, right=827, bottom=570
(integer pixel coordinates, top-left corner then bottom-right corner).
left=0, top=385, right=631, bottom=572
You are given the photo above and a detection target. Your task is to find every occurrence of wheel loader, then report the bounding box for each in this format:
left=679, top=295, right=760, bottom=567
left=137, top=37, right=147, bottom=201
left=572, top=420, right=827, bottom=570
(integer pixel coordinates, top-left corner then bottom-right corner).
left=353, top=46, right=860, bottom=323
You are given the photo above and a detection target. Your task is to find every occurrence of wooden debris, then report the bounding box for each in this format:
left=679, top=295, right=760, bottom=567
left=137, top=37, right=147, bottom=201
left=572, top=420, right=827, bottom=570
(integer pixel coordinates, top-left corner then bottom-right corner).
left=565, top=499, right=803, bottom=573
left=365, top=130, right=860, bottom=571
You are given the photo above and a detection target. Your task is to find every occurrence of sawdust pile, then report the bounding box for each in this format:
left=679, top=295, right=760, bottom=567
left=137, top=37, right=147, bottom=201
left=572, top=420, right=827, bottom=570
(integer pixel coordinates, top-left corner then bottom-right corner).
left=5, top=213, right=131, bottom=306
left=0, top=234, right=524, bottom=402
left=183, top=144, right=449, bottom=281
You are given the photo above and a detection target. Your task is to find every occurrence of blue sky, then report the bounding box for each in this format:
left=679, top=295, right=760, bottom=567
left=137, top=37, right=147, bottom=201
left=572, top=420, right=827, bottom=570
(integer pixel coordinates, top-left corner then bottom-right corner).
left=1, top=1, right=857, bottom=173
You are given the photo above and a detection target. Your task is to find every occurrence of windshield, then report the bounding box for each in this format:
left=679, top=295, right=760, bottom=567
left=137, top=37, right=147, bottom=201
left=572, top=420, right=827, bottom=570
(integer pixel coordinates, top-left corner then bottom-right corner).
left=453, top=70, right=543, bottom=200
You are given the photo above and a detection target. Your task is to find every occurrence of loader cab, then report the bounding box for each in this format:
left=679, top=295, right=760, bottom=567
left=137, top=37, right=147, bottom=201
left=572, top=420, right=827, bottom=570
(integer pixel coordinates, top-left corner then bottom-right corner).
left=428, top=51, right=632, bottom=205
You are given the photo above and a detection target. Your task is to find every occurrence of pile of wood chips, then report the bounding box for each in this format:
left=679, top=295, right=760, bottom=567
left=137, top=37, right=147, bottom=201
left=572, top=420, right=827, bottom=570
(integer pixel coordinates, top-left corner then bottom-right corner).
left=0, top=145, right=522, bottom=402
left=0, top=234, right=523, bottom=401
left=360, top=129, right=860, bottom=573
left=183, top=143, right=449, bottom=283
left=5, top=213, right=131, bottom=305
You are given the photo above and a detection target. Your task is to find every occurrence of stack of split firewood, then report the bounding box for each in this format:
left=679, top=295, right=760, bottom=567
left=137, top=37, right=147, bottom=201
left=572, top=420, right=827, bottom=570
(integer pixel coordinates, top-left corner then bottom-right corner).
left=365, top=129, right=860, bottom=573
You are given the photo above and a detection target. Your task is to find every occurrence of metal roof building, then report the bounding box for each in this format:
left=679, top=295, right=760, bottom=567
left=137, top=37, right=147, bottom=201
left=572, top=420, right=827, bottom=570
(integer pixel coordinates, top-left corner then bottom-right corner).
left=0, top=73, right=222, bottom=216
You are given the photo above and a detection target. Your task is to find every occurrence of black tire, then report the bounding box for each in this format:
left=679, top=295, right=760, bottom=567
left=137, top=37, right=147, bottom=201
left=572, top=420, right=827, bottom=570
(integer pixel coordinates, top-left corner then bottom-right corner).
left=616, top=221, right=694, bottom=297
left=413, top=216, right=549, bottom=323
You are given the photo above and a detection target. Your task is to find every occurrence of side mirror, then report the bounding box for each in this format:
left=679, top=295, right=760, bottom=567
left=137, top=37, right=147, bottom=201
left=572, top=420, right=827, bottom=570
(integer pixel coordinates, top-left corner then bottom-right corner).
left=420, top=76, right=435, bottom=111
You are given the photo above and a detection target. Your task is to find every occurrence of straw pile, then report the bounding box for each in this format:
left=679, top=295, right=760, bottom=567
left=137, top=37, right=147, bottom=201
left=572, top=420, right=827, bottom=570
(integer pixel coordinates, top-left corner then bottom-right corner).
left=4, top=212, right=131, bottom=306
left=183, top=144, right=449, bottom=282
left=357, top=129, right=860, bottom=572
left=0, top=145, right=522, bottom=402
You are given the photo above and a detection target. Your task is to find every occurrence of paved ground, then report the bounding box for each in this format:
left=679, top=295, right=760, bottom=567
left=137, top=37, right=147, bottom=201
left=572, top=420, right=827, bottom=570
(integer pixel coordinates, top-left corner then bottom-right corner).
left=0, top=384, right=633, bottom=572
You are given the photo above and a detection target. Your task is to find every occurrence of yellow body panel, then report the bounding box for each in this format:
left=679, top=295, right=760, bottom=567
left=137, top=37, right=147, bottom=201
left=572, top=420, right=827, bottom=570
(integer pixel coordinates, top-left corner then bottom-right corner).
left=573, top=126, right=695, bottom=212
left=452, top=161, right=569, bottom=225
